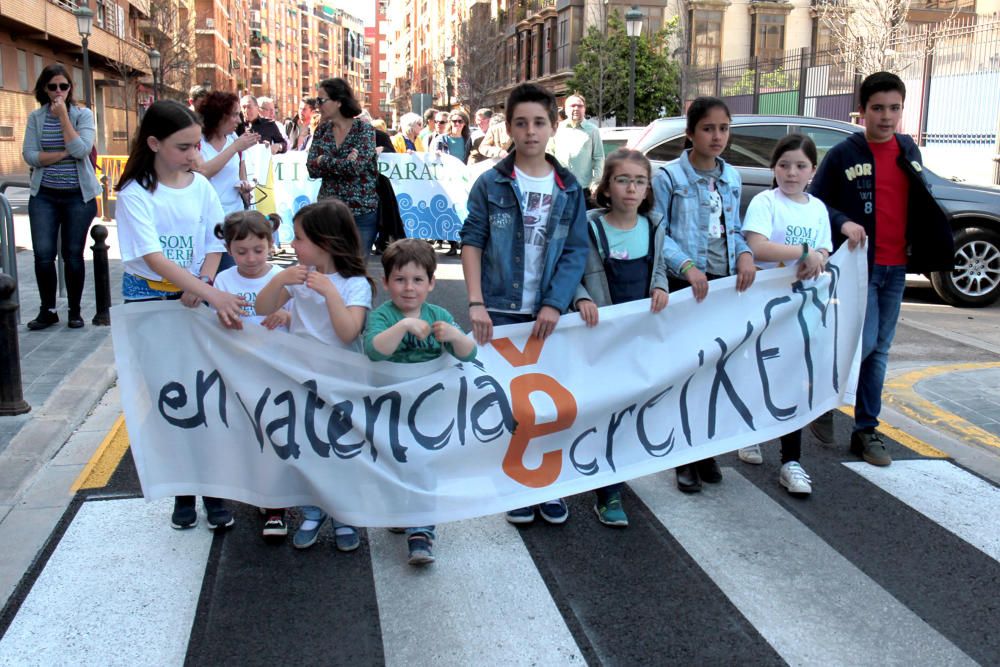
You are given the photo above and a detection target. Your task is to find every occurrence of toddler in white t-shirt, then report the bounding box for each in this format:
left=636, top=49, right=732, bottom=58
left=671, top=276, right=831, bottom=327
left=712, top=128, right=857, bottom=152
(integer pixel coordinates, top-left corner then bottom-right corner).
left=213, top=211, right=289, bottom=330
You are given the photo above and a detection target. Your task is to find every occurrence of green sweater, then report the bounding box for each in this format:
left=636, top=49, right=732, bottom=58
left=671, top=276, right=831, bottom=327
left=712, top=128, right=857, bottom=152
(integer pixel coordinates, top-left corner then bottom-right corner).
left=364, top=301, right=477, bottom=363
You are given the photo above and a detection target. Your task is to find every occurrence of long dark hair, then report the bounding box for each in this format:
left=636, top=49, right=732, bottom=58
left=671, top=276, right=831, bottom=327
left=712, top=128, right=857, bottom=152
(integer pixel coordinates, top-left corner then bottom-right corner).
left=116, top=100, right=201, bottom=193
left=294, top=199, right=375, bottom=296
left=449, top=109, right=472, bottom=152
left=33, top=63, right=75, bottom=106
left=318, top=78, right=362, bottom=118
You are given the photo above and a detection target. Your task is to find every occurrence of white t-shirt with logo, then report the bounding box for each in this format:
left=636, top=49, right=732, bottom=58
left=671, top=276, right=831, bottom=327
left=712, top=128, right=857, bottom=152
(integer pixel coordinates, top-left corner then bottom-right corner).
left=512, top=165, right=555, bottom=314
left=742, top=189, right=833, bottom=270
left=117, top=173, right=226, bottom=281
left=214, top=264, right=283, bottom=325
left=286, top=273, right=372, bottom=350
left=200, top=133, right=244, bottom=215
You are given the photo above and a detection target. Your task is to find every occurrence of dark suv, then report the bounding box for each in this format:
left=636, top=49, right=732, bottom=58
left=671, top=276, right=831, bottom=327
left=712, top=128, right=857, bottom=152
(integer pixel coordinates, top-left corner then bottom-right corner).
left=629, top=115, right=1000, bottom=307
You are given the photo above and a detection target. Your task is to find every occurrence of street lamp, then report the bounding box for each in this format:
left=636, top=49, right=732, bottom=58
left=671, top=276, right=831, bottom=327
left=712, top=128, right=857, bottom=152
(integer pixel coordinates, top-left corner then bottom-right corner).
left=625, top=6, right=643, bottom=126
left=73, top=6, right=94, bottom=109
left=443, top=56, right=455, bottom=111
left=148, top=49, right=161, bottom=102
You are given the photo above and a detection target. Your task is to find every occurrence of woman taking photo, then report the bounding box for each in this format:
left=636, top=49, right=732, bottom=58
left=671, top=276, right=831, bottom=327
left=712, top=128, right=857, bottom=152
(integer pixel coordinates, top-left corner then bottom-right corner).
left=306, top=77, right=379, bottom=257
left=194, top=91, right=258, bottom=216
left=21, top=63, right=101, bottom=330
left=428, top=109, right=472, bottom=163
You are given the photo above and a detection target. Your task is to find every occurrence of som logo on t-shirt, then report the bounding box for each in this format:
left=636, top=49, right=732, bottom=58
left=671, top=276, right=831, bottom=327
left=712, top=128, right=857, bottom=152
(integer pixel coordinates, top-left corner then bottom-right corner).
left=159, top=234, right=194, bottom=267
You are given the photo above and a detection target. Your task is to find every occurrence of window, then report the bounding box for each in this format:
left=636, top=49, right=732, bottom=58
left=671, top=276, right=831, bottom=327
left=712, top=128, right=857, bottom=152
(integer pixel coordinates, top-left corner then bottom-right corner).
left=752, top=13, right=785, bottom=62
left=0, top=125, right=13, bottom=140
left=690, top=10, right=723, bottom=67
left=721, top=124, right=789, bottom=168
left=0, top=48, right=4, bottom=89
left=33, top=54, right=43, bottom=82
left=646, top=136, right=686, bottom=163
left=17, top=50, right=28, bottom=91
left=795, top=125, right=852, bottom=164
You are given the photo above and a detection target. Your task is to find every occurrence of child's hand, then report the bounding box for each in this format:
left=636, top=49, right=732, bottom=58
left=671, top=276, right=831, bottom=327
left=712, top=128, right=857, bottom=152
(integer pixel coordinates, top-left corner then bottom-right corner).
left=797, top=249, right=826, bottom=281
left=280, top=265, right=308, bottom=286
left=405, top=317, right=432, bottom=339
left=735, top=253, right=756, bottom=293
left=305, top=270, right=334, bottom=296
left=650, top=288, right=669, bottom=313
left=180, top=291, right=203, bottom=308
left=686, top=267, right=709, bottom=302
left=531, top=305, right=560, bottom=340
left=431, top=320, right=462, bottom=343
left=577, top=299, right=599, bottom=327
left=469, top=305, right=493, bottom=345
left=261, top=310, right=291, bottom=330
left=209, top=290, right=247, bottom=329
left=842, top=221, right=867, bottom=250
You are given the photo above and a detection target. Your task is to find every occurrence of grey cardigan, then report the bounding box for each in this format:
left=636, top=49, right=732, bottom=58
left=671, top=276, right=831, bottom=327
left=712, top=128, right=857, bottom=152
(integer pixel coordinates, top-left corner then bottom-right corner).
left=574, top=208, right=669, bottom=308
left=22, top=104, right=102, bottom=201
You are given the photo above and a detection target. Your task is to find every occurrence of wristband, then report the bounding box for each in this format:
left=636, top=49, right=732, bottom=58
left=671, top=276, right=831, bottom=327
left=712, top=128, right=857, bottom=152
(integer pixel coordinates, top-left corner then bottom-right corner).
left=468, top=301, right=485, bottom=309
left=680, top=260, right=695, bottom=274
left=799, top=243, right=810, bottom=262
left=199, top=275, right=214, bottom=286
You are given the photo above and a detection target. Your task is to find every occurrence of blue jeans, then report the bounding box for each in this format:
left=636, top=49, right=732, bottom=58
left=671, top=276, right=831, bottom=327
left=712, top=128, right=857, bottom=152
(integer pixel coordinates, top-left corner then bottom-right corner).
left=405, top=526, right=436, bottom=540
left=354, top=209, right=377, bottom=259
left=300, top=506, right=354, bottom=532
left=854, top=265, right=907, bottom=432
left=27, top=187, right=97, bottom=311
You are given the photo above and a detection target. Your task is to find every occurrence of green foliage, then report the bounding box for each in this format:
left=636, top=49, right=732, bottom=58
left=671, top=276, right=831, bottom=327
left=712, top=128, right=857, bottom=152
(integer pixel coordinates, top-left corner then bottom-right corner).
left=566, top=12, right=681, bottom=125
left=721, top=67, right=793, bottom=96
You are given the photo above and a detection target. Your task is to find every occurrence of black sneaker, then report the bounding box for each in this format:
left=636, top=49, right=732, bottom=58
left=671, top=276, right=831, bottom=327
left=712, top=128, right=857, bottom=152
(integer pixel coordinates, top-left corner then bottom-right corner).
left=27, top=308, right=59, bottom=331
left=67, top=310, right=84, bottom=329
left=203, top=497, right=235, bottom=530
left=850, top=431, right=892, bottom=467
left=171, top=496, right=198, bottom=529
left=262, top=509, right=287, bottom=542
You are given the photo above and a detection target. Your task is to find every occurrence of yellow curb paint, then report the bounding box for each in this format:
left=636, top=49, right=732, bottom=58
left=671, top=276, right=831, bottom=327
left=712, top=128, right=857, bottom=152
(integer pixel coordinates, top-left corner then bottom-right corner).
left=70, top=415, right=131, bottom=492
left=883, top=362, right=1000, bottom=455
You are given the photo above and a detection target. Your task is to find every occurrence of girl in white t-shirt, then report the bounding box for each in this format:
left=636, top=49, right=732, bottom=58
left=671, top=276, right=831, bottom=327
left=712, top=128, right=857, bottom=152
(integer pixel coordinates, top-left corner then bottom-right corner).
left=738, top=133, right=833, bottom=496
left=115, top=100, right=246, bottom=532
left=256, top=199, right=375, bottom=553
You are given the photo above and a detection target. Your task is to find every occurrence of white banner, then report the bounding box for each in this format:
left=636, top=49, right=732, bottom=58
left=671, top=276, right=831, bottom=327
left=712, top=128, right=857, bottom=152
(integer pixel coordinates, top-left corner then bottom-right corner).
left=112, top=248, right=866, bottom=526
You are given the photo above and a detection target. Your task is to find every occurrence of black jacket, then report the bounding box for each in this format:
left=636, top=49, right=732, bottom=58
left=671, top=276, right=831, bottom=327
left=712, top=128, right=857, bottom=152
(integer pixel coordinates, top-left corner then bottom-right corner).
left=809, top=132, right=954, bottom=273
left=250, top=118, right=288, bottom=154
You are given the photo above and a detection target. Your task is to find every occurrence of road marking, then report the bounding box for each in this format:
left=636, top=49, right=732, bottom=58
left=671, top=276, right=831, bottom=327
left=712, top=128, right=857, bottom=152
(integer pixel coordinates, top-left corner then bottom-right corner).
left=837, top=405, right=949, bottom=458
left=0, top=498, right=212, bottom=666
left=844, top=460, right=1000, bottom=563
left=70, top=414, right=130, bottom=491
left=883, top=363, right=1000, bottom=452
left=368, top=517, right=585, bottom=666
left=629, top=469, right=976, bottom=666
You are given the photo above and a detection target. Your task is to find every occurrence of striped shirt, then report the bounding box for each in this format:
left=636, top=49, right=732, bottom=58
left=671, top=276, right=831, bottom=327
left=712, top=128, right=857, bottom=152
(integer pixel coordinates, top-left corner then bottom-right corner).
left=39, top=112, right=80, bottom=190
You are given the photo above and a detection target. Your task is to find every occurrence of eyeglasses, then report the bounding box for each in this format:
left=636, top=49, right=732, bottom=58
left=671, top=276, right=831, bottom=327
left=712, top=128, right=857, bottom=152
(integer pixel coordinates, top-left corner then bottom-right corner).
left=47, top=83, right=71, bottom=92
left=435, top=119, right=448, bottom=124
left=612, top=176, right=649, bottom=188
left=315, top=96, right=331, bottom=105
left=450, top=118, right=465, bottom=124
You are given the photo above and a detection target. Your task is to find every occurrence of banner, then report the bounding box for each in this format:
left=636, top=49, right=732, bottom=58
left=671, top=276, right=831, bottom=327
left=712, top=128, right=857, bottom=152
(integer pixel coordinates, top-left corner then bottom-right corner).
left=112, top=248, right=867, bottom=526
left=260, top=151, right=477, bottom=242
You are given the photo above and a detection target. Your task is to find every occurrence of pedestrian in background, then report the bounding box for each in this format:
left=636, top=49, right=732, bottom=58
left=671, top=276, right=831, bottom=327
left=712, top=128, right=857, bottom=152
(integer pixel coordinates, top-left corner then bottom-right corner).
left=21, top=63, right=101, bottom=330
left=391, top=113, right=426, bottom=153
left=549, top=94, right=604, bottom=207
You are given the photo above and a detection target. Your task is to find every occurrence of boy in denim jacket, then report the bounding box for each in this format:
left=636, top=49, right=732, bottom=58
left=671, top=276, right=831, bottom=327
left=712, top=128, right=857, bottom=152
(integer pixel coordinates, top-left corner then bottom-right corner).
left=460, top=83, right=589, bottom=526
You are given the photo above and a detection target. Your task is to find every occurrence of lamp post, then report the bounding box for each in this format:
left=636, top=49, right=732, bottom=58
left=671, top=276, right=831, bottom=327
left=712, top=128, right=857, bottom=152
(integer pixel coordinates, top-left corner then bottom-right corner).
left=625, top=6, right=643, bottom=126
left=443, top=56, right=455, bottom=111
left=73, top=6, right=94, bottom=109
left=148, top=49, right=161, bottom=102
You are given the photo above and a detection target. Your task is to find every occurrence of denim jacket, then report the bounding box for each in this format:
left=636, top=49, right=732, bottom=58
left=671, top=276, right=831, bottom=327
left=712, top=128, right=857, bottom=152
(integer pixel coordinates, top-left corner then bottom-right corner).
left=460, top=152, right=589, bottom=313
left=22, top=104, right=102, bottom=202
left=651, top=149, right=751, bottom=277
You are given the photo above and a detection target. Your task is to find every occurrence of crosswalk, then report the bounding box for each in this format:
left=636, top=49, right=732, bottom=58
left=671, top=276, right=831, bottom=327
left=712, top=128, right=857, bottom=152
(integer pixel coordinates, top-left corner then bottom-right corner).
left=1, top=441, right=998, bottom=666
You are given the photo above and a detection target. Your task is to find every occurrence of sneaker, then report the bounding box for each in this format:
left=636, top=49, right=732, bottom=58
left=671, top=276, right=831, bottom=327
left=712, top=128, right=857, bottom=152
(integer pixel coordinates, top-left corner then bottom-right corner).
left=779, top=461, right=813, bottom=496
left=538, top=499, right=569, bottom=525
left=261, top=510, right=287, bottom=542
left=203, top=497, right=235, bottom=530
left=738, top=444, right=763, bottom=465
left=293, top=515, right=326, bottom=549
left=850, top=431, right=892, bottom=466
left=594, top=491, right=629, bottom=527
left=407, top=533, right=435, bottom=565
left=171, top=496, right=198, bottom=529
left=506, top=506, right=536, bottom=525
left=27, top=308, right=59, bottom=331
left=810, top=411, right=835, bottom=444
left=333, top=525, right=361, bottom=552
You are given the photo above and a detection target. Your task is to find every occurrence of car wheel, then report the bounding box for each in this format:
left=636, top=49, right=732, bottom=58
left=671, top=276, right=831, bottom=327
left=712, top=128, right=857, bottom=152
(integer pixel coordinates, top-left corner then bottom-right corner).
left=930, top=226, right=1000, bottom=307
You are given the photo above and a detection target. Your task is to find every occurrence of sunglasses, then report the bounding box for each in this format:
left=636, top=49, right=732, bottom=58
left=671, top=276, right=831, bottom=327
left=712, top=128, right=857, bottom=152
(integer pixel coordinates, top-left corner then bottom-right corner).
left=450, top=119, right=465, bottom=124
left=47, top=83, right=71, bottom=92
left=435, top=119, right=448, bottom=124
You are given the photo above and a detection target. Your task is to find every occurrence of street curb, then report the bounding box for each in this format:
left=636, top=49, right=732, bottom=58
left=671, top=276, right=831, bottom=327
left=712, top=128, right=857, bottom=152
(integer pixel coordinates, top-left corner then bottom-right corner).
left=0, top=335, right=117, bottom=510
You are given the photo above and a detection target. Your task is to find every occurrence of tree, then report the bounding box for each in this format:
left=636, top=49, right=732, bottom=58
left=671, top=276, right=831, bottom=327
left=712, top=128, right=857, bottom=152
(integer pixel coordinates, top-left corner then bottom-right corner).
left=141, top=1, right=194, bottom=100
left=456, top=7, right=505, bottom=112
left=107, top=38, right=148, bottom=151
left=567, top=12, right=682, bottom=125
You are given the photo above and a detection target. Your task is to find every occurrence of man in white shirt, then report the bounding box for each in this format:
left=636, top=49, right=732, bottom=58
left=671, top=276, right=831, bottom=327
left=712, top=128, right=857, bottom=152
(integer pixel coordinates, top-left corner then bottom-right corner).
left=548, top=94, right=604, bottom=205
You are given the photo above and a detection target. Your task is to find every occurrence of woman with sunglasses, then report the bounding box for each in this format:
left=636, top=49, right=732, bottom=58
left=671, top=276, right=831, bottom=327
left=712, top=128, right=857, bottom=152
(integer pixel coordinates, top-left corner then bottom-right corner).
left=21, top=64, right=102, bottom=330
left=306, top=77, right=379, bottom=258
left=428, top=110, right=472, bottom=163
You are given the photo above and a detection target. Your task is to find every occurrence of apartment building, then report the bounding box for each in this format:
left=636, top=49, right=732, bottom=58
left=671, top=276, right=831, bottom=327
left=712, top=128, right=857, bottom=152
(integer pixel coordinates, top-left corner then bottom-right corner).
left=387, top=0, right=460, bottom=114
left=291, top=1, right=367, bottom=117
left=194, top=0, right=249, bottom=95
left=371, top=0, right=392, bottom=120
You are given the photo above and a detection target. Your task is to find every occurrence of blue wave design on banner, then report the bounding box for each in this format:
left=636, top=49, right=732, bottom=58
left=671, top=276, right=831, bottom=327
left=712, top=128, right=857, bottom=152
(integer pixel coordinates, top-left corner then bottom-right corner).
left=398, top=193, right=463, bottom=241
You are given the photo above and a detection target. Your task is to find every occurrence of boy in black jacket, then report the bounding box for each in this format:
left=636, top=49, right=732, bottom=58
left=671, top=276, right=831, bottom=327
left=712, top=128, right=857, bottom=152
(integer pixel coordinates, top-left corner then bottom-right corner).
left=808, top=71, right=954, bottom=466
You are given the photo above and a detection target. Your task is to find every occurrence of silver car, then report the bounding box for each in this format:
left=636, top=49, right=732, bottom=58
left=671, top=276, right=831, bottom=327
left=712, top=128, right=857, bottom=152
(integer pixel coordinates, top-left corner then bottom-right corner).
left=628, top=114, right=1000, bottom=307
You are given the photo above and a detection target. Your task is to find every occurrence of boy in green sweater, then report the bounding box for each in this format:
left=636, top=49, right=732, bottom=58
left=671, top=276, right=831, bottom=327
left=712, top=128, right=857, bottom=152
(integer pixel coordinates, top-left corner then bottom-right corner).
left=364, top=238, right=476, bottom=564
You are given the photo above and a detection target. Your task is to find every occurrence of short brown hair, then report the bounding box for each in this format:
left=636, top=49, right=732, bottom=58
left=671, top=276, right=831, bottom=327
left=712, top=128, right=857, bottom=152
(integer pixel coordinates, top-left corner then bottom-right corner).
left=381, top=238, right=437, bottom=279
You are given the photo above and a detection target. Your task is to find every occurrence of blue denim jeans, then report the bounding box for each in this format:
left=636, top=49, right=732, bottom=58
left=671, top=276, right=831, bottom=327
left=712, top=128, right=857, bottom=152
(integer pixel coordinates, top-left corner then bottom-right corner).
left=405, top=526, right=436, bottom=540
left=854, top=264, right=907, bottom=432
left=300, top=506, right=354, bottom=532
left=27, top=187, right=97, bottom=311
left=354, top=209, right=377, bottom=259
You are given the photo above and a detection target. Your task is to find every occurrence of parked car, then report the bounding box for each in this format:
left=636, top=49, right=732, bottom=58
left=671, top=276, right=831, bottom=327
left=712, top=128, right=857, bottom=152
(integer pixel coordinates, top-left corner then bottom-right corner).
left=628, top=115, right=1000, bottom=307
left=599, top=126, right=644, bottom=158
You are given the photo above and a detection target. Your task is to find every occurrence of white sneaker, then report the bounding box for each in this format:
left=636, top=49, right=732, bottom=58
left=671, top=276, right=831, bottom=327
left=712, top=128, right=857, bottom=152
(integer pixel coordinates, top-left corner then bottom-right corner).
left=737, top=444, right=763, bottom=465
left=780, top=461, right=812, bottom=495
